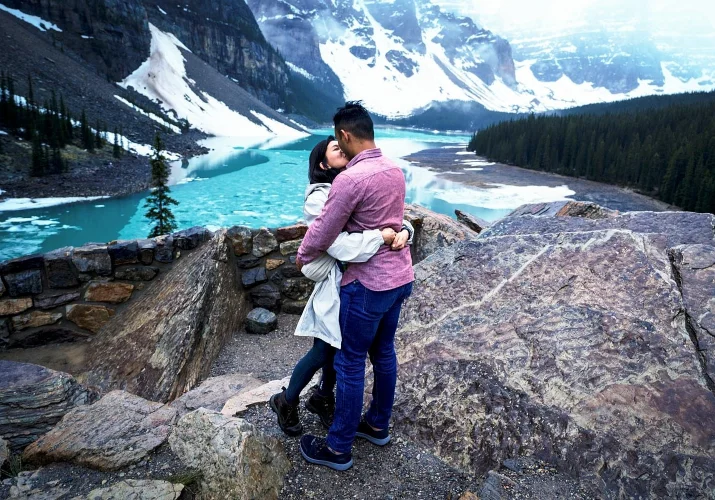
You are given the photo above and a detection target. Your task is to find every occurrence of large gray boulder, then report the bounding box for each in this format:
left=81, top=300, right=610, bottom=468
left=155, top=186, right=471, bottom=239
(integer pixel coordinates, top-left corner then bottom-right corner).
left=0, top=361, right=96, bottom=452
left=23, top=390, right=176, bottom=471
left=393, top=207, right=715, bottom=498
left=169, top=408, right=290, bottom=500
left=80, top=230, right=250, bottom=402
left=404, top=204, right=477, bottom=263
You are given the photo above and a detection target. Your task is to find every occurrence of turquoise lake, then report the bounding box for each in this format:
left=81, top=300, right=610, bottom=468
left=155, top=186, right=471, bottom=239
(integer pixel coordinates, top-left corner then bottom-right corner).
left=0, top=128, right=538, bottom=261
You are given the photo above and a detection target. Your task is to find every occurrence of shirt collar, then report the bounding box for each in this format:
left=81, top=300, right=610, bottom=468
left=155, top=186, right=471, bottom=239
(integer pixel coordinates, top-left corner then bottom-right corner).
left=346, top=148, right=382, bottom=169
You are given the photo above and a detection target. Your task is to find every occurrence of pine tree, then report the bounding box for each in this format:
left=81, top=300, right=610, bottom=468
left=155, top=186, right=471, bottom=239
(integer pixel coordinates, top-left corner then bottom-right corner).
left=27, top=74, right=34, bottom=108
left=80, top=109, right=93, bottom=150
left=0, top=72, right=7, bottom=127
left=6, top=74, right=17, bottom=133
left=144, top=134, right=178, bottom=238
left=94, top=120, right=103, bottom=149
left=30, top=132, right=45, bottom=177
left=112, top=126, right=121, bottom=158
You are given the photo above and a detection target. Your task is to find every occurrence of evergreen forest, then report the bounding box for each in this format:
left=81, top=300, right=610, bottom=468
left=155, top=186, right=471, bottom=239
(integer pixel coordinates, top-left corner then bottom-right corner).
left=469, top=91, right=715, bottom=214
left=0, top=72, right=121, bottom=177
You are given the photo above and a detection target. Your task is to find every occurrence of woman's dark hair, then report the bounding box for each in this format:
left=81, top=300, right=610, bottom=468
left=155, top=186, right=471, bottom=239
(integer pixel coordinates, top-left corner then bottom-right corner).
left=308, top=135, right=338, bottom=184
left=333, top=101, right=374, bottom=141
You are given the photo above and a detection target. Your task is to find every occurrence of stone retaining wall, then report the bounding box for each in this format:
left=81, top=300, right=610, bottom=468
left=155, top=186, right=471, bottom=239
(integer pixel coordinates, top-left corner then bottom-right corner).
left=0, top=223, right=314, bottom=352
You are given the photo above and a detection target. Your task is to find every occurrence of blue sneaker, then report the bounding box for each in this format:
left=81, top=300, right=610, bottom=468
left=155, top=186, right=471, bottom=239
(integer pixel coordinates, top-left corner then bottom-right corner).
left=355, top=418, right=391, bottom=446
left=300, top=435, right=353, bottom=471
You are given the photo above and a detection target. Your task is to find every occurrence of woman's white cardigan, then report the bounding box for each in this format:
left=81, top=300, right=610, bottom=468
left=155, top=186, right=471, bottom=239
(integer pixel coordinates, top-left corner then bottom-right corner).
left=294, top=183, right=412, bottom=348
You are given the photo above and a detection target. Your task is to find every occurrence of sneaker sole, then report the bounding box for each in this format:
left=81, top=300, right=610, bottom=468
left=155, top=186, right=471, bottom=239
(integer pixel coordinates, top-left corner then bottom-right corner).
left=300, top=446, right=353, bottom=471
left=355, top=431, right=391, bottom=446
left=304, top=400, right=332, bottom=429
left=269, top=395, right=303, bottom=437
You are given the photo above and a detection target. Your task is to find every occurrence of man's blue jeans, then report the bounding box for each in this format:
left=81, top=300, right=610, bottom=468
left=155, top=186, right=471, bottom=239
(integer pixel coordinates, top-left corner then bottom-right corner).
left=326, top=280, right=413, bottom=454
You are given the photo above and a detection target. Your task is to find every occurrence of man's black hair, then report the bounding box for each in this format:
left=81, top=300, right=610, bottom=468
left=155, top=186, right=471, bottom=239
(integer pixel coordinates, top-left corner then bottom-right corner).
left=333, top=101, right=374, bottom=141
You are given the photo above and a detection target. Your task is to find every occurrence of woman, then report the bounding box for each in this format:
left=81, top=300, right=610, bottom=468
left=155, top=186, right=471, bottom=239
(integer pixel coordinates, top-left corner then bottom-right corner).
left=270, top=136, right=413, bottom=436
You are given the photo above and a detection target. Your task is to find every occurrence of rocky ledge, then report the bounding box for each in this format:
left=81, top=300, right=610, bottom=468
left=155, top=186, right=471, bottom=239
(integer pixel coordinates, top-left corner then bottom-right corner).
left=393, top=201, right=715, bottom=498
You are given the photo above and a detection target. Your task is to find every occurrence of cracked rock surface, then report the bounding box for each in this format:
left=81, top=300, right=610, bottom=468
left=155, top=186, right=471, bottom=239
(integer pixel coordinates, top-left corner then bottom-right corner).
left=393, top=207, right=715, bottom=498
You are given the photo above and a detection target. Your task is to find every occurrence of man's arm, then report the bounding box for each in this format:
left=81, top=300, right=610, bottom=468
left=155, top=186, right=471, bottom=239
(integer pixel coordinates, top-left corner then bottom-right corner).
left=297, top=175, right=359, bottom=266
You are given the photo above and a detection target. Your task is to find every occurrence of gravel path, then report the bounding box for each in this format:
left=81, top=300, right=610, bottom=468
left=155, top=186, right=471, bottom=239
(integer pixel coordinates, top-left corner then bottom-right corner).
left=211, top=313, right=590, bottom=499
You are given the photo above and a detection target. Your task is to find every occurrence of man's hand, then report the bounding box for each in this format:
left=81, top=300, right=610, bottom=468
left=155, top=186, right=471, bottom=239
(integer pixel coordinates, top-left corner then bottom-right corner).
left=391, top=229, right=409, bottom=250
left=381, top=227, right=397, bottom=245
left=295, top=254, right=304, bottom=272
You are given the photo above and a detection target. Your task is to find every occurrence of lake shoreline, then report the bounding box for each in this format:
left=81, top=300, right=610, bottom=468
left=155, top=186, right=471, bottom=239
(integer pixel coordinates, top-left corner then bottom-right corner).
left=0, top=130, right=209, bottom=202
left=405, top=146, right=678, bottom=214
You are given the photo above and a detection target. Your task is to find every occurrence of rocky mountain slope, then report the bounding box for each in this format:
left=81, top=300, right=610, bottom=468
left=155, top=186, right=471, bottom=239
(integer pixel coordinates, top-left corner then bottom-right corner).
left=0, top=0, right=306, bottom=139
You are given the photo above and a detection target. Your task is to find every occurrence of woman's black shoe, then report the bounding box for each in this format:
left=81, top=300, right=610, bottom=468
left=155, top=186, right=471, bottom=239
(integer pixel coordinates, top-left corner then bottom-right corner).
left=269, top=388, right=303, bottom=436
left=305, top=391, right=335, bottom=428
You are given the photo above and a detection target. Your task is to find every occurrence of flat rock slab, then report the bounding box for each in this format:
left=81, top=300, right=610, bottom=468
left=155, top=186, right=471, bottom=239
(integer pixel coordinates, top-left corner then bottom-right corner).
left=0, top=361, right=95, bottom=452
left=66, top=304, right=114, bottom=333
left=483, top=210, right=715, bottom=247
left=0, top=298, right=33, bottom=316
left=11, top=311, right=62, bottom=331
left=394, top=210, right=715, bottom=499
left=34, top=291, right=81, bottom=310
left=23, top=390, right=176, bottom=471
left=86, top=479, right=183, bottom=499
left=170, top=373, right=263, bottom=416
left=80, top=231, right=249, bottom=403
left=84, top=282, right=134, bottom=303
left=221, top=376, right=291, bottom=416
left=169, top=408, right=290, bottom=500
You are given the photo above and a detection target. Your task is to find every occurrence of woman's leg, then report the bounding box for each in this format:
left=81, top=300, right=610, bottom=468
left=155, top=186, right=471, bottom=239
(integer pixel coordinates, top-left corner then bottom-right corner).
left=285, top=338, right=335, bottom=404
left=318, top=347, right=337, bottom=397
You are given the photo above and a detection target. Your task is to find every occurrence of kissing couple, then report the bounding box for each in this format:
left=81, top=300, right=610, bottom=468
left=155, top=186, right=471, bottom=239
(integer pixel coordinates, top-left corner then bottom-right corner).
left=270, top=101, right=415, bottom=471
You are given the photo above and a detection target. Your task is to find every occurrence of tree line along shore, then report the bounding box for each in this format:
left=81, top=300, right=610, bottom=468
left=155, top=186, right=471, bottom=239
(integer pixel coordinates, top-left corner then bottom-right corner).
left=469, top=90, right=715, bottom=214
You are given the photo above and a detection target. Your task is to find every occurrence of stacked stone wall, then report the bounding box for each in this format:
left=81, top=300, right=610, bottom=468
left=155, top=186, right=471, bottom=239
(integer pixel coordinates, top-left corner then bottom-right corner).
left=0, top=224, right=314, bottom=351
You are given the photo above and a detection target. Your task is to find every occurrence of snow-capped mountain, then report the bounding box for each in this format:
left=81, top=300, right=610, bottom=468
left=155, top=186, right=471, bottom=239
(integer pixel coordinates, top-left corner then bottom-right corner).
left=247, top=0, right=715, bottom=120
left=248, top=0, right=519, bottom=118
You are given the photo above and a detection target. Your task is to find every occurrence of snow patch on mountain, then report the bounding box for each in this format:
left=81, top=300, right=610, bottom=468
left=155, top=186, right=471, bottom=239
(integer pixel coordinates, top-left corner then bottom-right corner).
left=0, top=2, right=62, bottom=32
left=286, top=62, right=315, bottom=80
left=120, top=24, right=305, bottom=138
left=114, top=95, right=181, bottom=133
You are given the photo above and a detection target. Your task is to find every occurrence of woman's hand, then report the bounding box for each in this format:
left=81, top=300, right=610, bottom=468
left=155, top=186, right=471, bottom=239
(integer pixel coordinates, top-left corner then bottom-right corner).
left=391, top=229, right=410, bottom=250
left=381, top=227, right=397, bottom=245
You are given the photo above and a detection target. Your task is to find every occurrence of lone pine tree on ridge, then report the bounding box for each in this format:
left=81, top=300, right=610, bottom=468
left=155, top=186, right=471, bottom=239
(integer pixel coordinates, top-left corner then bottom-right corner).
left=145, top=133, right=178, bottom=238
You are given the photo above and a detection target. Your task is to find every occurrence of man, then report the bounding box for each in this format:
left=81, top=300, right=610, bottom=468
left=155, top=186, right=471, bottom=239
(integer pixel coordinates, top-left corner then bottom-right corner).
left=295, top=102, right=414, bottom=471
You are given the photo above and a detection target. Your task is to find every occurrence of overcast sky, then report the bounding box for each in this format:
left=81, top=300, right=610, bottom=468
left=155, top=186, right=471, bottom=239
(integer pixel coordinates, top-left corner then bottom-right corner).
left=431, top=0, right=715, bottom=40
